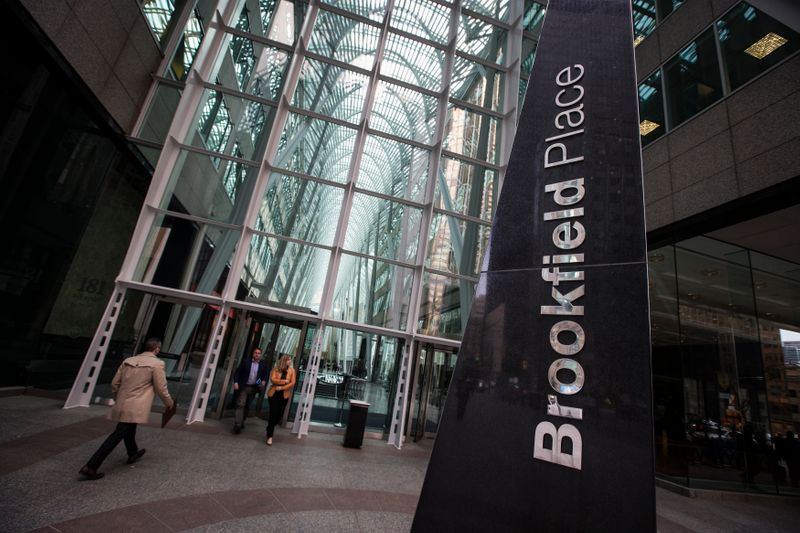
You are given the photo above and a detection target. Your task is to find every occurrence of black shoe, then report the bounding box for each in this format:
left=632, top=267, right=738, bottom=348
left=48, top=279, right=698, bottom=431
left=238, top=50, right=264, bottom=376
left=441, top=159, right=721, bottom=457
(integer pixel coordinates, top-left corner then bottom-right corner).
left=127, top=448, right=146, bottom=465
left=79, top=466, right=104, bottom=480
left=233, top=424, right=242, bottom=434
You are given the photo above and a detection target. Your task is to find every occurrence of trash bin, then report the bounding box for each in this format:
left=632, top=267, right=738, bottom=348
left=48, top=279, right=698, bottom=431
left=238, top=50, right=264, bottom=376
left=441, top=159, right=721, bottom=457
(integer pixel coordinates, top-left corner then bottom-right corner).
left=343, top=400, right=370, bottom=448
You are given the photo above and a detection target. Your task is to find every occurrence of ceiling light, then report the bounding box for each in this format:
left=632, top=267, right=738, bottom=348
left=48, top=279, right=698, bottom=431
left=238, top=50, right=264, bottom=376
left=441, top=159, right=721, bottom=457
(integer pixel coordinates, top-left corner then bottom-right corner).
left=649, top=253, right=665, bottom=262
left=640, top=120, right=660, bottom=136
left=634, top=36, right=644, bottom=47
left=745, top=32, right=788, bottom=59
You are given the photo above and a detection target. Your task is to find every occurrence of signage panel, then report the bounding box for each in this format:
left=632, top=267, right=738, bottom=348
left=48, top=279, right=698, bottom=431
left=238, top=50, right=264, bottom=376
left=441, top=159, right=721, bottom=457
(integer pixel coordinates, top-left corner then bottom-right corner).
left=412, top=0, right=655, bottom=530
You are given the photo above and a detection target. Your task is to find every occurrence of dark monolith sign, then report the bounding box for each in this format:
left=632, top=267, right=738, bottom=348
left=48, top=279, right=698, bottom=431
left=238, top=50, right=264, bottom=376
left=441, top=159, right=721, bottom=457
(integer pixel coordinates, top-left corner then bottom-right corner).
left=412, top=1, right=655, bottom=531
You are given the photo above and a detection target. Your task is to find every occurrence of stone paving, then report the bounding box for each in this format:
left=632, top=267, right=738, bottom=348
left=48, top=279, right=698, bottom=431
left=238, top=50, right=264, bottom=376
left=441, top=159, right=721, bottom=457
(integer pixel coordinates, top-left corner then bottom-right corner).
left=0, top=393, right=798, bottom=532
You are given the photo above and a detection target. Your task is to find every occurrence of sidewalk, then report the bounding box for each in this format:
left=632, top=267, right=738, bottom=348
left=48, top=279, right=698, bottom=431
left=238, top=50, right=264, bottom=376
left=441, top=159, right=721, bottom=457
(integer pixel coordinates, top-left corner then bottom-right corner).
left=0, top=393, right=797, bottom=532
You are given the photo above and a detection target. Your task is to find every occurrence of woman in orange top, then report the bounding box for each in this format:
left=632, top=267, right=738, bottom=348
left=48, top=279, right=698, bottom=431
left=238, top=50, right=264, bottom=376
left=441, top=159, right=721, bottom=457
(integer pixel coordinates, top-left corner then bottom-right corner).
left=266, top=354, right=296, bottom=445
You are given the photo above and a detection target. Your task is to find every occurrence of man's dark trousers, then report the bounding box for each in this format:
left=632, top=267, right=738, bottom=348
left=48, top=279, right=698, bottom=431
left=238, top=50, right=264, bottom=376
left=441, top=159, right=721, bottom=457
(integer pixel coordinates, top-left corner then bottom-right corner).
left=87, top=422, right=138, bottom=469
left=235, top=385, right=260, bottom=428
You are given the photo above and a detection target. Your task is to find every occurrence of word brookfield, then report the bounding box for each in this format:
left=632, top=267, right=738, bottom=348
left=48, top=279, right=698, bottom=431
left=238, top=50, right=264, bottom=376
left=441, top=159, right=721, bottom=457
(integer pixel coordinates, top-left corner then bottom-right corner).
left=533, top=64, right=586, bottom=470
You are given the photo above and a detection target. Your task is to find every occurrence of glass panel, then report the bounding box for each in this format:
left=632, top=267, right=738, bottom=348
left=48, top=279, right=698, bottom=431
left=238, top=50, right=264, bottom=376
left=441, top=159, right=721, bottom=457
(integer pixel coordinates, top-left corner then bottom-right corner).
left=168, top=5, right=204, bottom=81
left=717, top=3, right=800, bottom=92
left=322, top=0, right=387, bottom=22
left=390, top=0, right=451, bottom=45
left=523, top=1, right=546, bottom=35
left=632, top=0, right=657, bottom=43
left=344, top=193, right=422, bottom=263
left=417, top=272, right=475, bottom=340
left=160, top=149, right=259, bottom=223
left=520, top=37, right=537, bottom=80
left=382, top=32, right=445, bottom=91
left=274, top=112, right=358, bottom=183
left=648, top=245, right=690, bottom=485
left=370, top=81, right=438, bottom=145
left=241, top=234, right=330, bottom=312
left=308, top=9, right=381, bottom=65
left=673, top=239, right=772, bottom=492
left=223, top=32, right=291, bottom=100
left=140, top=0, right=179, bottom=46
left=252, top=0, right=307, bottom=45
left=357, top=135, right=430, bottom=203
left=457, top=14, right=507, bottom=65
left=134, top=213, right=241, bottom=296
left=255, top=172, right=344, bottom=246
left=187, top=88, right=276, bottom=161
left=330, top=253, right=414, bottom=330
left=658, top=0, right=685, bottom=20
left=664, top=29, right=723, bottom=128
left=443, top=104, right=500, bottom=164
left=451, top=56, right=504, bottom=112
left=137, top=82, right=182, bottom=145
left=436, top=156, right=497, bottom=221
left=427, top=213, right=490, bottom=277
left=463, top=0, right=510, bottom=24
left=306, top=326, right=403, bottom=430
left=292, top=57, right=369, bottom=124
left=639, top=70, right=666, bottom=146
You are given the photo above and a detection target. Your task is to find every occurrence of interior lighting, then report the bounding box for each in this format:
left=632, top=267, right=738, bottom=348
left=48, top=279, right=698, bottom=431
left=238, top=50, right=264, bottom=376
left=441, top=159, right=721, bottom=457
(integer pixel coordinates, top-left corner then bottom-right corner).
left=744, top=32, right=788, bottom=59
left=634, top=36, right=644, bottom=47
left=640, top=119, right=660, bottom=135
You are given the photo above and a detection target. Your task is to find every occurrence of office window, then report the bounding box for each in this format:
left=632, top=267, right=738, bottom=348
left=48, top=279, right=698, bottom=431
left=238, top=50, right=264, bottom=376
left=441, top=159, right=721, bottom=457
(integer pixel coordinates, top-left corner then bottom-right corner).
left=632, top=0, right=657, bottom=43
left=639, top=70, right=665, bottom=146
left=658, top=0, right=684, bottom=20
left=664, top=29, right=723, bottom=128
left=717, top=2, right=800, bottom=91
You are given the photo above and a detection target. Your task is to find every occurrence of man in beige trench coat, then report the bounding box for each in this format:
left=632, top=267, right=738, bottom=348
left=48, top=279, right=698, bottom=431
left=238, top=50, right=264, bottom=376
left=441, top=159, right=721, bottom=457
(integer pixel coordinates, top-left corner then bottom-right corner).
left=79, top=338, right=174, bottom=480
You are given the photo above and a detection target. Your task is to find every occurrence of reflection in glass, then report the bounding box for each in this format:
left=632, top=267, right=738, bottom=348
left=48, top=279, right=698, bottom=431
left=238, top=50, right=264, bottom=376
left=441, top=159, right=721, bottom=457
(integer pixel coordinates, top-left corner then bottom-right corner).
left=436, top=156, right=497, bottom=221
left=160, top=149, right=260, bottom=223
left=717, top=3, right=799, bottom=91
left=639, top=70, right=665, bottom=146
left=331, top=254, right=414, bottom=329
left=322, top=0, right=387, bottom=22
left=134, top=213, right=240, bottom=296
left=443, top=105, right=499, bottom=164
left=223, top=32, right=291, bottom=100
left=242, top=234, right=330, bottom=312
left=451, top=56, right=504, bottom=112
left=168, top=5, right=204, bottom=81
left=253, top=0, right=306, bottom=45
left=632, top=0, right=657, bottom=43
left=292, top=57, right=369, bottom=124
left=256, top=172, right=344, bottom=246
left=664, top=29, right=723, bottom=128
left=357, top=135, right=429, bottom=203
left=137, top=82, right=182, bottom=145
left=463, top=0, right=510, bottom=23
left=427, top=213, right=491, bottom=278
left=418, top=272, right=475, bottom=340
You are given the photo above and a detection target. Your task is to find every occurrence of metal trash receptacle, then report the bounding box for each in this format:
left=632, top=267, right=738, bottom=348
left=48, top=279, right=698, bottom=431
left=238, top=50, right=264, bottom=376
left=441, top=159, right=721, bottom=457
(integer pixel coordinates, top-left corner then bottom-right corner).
left=343, top=400, right=370, bottom=448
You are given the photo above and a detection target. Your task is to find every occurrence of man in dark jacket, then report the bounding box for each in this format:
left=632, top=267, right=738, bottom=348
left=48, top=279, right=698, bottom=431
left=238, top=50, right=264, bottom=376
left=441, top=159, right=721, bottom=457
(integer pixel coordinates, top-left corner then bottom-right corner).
left=232, top=348, right=268, bottom=433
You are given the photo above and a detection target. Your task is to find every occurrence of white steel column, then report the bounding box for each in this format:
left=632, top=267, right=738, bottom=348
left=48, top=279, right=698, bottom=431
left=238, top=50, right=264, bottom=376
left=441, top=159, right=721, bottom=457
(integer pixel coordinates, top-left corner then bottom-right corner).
left=185, top=303, right=232, bottom=423
left=386, top=0, right=461, bottom=445
left=64, top=287, right=127, bottom=408
left=292, top=0, right=395, bottom=437
left=64, top=0, right=243, bottom=410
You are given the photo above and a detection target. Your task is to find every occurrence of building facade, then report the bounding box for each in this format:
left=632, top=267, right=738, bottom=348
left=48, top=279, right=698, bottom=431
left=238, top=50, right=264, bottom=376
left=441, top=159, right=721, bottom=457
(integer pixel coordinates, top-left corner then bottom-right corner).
left=3, top=0, right=799, bottom=495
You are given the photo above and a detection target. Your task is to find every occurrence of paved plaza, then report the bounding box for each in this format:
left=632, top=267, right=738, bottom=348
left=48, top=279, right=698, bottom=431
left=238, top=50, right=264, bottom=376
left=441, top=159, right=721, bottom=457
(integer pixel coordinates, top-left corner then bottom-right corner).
left=0, top=392, right=797, bottom=532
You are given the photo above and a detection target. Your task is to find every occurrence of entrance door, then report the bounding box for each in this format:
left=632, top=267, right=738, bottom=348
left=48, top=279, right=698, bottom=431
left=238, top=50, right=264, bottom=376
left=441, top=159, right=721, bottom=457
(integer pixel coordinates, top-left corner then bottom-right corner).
left=409, top=343, right=458, bottom=441
left=211, top=311, right=307, bottom=420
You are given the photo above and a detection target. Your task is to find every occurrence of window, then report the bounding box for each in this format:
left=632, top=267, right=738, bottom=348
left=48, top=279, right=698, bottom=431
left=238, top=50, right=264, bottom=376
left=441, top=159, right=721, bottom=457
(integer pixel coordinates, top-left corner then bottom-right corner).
left=664, top=29, right=723, bottom=128
left=639, top=70, right=665, bottom=146
left=717, top=2, right=800, bottom=91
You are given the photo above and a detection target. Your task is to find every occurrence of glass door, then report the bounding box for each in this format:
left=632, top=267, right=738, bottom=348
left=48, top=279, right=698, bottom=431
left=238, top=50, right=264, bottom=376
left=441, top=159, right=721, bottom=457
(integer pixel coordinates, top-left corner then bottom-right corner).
left=409, top=343, right=458, bottom=441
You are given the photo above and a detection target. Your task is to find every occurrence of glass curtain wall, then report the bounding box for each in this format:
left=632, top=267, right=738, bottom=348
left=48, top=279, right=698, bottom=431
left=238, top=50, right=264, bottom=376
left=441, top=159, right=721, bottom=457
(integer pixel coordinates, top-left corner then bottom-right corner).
left=650, top=236, right=800, bottom=496
left=95, top=0, right=543, bottom=431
